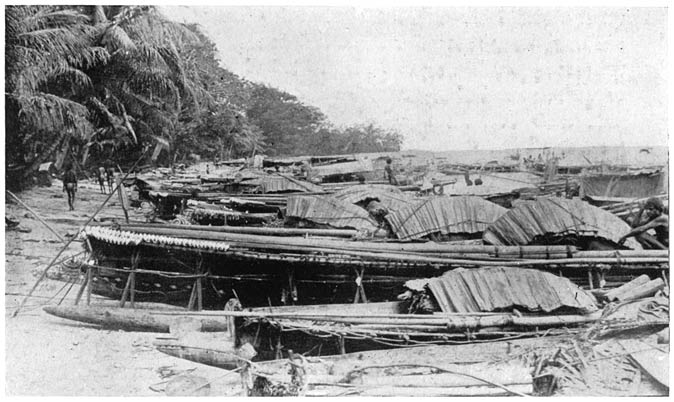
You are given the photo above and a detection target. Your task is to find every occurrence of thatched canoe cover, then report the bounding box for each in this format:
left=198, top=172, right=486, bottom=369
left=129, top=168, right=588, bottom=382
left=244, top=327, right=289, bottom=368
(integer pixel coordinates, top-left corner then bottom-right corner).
left=405, top=267, right=597, bottom=314
left=385, top=196, right=507, bottom=240
left=245, top=174, right=324, bottom=193
left=309, top=159, right=373, bottom=178
left=482, top=197, right=641, bottom=249
left=285, top=195, right=379, bottom=232
left=332, top=184, right=412, bottom=211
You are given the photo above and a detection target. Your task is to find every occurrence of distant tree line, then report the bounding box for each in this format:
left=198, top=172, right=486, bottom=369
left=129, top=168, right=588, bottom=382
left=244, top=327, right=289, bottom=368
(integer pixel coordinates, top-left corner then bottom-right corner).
left=5, top=5, right=402, bottom=187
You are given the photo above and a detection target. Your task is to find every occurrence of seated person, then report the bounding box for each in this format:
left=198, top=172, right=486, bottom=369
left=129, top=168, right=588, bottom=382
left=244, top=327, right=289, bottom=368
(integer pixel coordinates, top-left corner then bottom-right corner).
left=618, top=197, right=668, bottom=249
left=384, top=158, right=398, bottom=185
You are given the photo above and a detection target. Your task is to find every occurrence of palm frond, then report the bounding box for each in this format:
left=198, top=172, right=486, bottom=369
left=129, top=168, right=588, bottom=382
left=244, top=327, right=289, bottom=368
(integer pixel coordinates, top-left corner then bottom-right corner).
left=49, top=66, right=93, bottom=90
left=14, top=92, right=89, bottom=134
left=128, top=42, right=168, bottom=68
left=20, top=7, right=91, bottom=32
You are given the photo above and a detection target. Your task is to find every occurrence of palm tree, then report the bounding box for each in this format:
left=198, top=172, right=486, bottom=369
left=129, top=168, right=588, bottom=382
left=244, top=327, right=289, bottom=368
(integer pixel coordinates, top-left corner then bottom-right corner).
left=5, top=5, right=109, bottom=177
left=6, top=5, right=267, bottom=181
left=80, top=5, right=212, bottom=165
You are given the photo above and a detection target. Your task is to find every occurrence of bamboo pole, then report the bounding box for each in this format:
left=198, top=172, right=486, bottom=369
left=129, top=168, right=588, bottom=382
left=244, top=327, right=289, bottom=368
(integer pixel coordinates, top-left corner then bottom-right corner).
left=604, top=274, right=650, bottom=301
left=148, top=309, right=601, bottom=329
left=121, top=222, right=358, bottom=238
left=149, top=309, right=509, bottom=320
left=511, top=311, right=602, bottom=327
left=95, top=228, right=670, bottom=266
left=615, top=278, right=665, bottom=302
left=602, top=194, right=668, bottom=211
left=574, top=250, right=668, bottom=259
left=116, top=223, right=575, bottom=256
left=113, top=224, right=669, bottom=263
left=11, top=148, right=150, bottom=318
left=6, top=190, right=65, bottom=243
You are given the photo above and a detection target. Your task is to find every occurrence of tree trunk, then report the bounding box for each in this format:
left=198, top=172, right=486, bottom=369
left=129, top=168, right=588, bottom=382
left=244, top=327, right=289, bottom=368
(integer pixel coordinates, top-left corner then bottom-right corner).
left=22, top=130, right=70, bottom=178
left=92, top=5, right=107, bottom=24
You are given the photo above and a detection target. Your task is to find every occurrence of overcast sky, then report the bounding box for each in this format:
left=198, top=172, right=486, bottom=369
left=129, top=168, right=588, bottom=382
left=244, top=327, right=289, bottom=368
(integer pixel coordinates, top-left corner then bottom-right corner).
left=160, top=6, right=667, bottom=151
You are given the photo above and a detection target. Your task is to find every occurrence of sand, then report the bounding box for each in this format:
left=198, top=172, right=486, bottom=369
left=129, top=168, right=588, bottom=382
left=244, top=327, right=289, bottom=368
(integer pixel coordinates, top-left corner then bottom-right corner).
left=4, top=180, right=237, bottom=396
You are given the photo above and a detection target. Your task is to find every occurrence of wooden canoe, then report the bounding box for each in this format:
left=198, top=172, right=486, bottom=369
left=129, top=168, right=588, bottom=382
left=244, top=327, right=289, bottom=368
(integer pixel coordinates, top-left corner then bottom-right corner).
left=162, top=335, right=580, bottom=396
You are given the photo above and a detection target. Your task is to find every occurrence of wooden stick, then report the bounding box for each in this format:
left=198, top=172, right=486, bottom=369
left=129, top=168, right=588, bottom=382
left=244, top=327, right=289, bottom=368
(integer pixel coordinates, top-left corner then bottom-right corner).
left=85, top=265, right=93, bottom=305
left=587, top=270, right=594, bottom=290
left=11, top=148, right=150, bottom=318
left=129, top=271, right=136, bottom=308
left=187, top=281, right=198, bottom=311
left=73, top=270, right=89, bottom=306
left=196, top=278, right=203, bottom=311
left=116, top=177, right=130, bottom=223
left=119, top=273, right=132, bottom=308
left=6, top=190, right=65, bottom=243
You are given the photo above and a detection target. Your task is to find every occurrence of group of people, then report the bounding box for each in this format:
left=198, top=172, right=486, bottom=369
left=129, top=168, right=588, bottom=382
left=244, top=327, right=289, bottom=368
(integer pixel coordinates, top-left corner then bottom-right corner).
left=97, top=166, right=116, bottom=194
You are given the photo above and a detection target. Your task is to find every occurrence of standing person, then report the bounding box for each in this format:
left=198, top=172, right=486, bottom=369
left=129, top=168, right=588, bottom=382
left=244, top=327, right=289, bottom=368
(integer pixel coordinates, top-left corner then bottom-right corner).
left=106, top=167, right=115, bottom=193
left=63, top=167, right=78, bottom=211
left=97, top=166, right=106, bottom=194
left=618, top=197, right=669, bottom=249
left=384, top=158, right=398, bottom=185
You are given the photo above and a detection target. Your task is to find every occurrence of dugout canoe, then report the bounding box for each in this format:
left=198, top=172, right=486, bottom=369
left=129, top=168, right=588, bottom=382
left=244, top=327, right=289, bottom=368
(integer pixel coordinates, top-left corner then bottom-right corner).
left=160, top=335, right=581, bottom=396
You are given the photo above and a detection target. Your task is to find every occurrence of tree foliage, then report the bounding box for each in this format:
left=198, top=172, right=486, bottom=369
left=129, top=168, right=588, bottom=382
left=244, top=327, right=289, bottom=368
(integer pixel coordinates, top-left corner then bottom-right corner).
left=6, top=5, right=403, bottom=185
